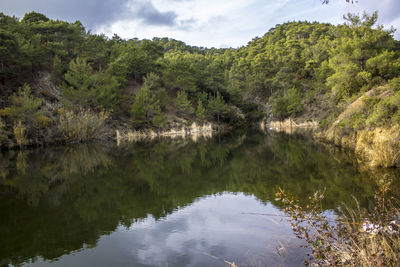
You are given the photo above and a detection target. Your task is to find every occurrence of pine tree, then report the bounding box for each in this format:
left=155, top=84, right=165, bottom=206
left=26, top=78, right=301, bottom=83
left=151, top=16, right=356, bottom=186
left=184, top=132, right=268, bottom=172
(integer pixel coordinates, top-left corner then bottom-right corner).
left=131, top=85, right=161, bottom=129
left=62, top=57, right=95, bottom=108
left=63, top=57, right=120, bottom=111
left=175, top=90, right=194, bottom=115
left=196, top=98, right=206, bottom=120
left=50, top=55, right=64, bottom=84
left=144, top=72, right=169, bottom=108
left=207, top=92, right=227, bottom=123
left=152, top=106, right=167, bottom=129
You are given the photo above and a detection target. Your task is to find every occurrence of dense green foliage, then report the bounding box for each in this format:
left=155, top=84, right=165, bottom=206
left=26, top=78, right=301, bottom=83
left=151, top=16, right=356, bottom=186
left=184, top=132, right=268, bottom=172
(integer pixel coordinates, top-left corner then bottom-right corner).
left=0, top=11, right=399, bottom=148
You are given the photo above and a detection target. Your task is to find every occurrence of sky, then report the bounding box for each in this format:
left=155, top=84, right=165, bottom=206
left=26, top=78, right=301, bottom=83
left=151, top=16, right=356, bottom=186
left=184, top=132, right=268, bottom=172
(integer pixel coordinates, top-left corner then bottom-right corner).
left=2, top=0, right=400, bottom=48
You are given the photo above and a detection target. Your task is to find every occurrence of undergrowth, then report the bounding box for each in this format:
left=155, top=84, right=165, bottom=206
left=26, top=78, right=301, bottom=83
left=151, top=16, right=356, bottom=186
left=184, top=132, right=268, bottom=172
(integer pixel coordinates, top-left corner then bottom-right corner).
left=58, top=108, right=109, bottom=143
left=276, top=175, right=400, bottom=266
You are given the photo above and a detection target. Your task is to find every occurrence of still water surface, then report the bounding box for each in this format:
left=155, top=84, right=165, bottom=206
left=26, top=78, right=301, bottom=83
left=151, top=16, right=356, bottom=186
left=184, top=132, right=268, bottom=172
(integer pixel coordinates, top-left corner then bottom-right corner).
left=0, top=132, right=387, bottom=266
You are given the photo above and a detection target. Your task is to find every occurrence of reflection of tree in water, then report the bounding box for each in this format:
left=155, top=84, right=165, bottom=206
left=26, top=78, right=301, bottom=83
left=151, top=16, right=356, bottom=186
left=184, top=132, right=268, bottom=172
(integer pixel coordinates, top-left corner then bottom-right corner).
left=0, top=153, right=10, bottom=181
left=0, top=132, right=394, bottom=266
left=59, top=144, right=113, bottom=176
left=16, top=151, right=28, bottom=175
left=0, top=144, right=112, bottom=206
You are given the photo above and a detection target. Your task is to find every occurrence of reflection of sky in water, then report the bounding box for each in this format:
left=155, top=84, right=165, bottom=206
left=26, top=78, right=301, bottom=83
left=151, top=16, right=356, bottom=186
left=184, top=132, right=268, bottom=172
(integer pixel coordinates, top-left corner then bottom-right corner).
left=29, top=193, right=307, bottom=267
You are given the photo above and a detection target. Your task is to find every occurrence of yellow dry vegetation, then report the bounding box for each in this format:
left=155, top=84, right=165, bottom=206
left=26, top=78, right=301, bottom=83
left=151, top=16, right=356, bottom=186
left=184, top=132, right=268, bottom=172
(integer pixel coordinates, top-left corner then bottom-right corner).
left=356, top=125, right=400, bottom=168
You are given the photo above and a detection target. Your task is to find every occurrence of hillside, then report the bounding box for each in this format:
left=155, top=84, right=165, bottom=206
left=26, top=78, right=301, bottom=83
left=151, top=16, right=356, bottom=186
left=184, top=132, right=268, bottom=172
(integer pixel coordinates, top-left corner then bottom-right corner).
left=1, top=11, right=400, bottom=167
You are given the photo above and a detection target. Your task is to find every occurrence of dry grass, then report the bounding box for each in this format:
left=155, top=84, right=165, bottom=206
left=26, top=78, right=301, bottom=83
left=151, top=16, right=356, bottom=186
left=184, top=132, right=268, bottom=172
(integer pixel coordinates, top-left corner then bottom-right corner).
left=115, top=122, right=213, bottom=144
left=276, top=175, right=400, bottom=266
left=13, top=121, right=27, bottom=148
left=58, top=108, right=109, bottom=143
left=356, top=125, right=400, bottom=168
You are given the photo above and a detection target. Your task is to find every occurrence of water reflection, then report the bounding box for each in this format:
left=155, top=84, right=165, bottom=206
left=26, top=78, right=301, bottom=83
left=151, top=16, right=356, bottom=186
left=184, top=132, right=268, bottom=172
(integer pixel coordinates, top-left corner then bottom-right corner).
left=27, top=194, right=306, bottom=267
left=0, top=132, right=394, bottom=266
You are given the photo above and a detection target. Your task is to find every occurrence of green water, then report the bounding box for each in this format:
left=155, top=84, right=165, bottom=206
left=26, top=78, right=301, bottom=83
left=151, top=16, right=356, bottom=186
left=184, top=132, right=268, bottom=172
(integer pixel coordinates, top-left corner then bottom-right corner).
left=0, top=131, right=390, bottom=266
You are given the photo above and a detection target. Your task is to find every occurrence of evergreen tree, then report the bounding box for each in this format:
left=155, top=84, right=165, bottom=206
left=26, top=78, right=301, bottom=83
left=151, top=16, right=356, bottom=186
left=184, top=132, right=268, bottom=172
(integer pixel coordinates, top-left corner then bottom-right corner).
left=50, top=55, right=64, bottom=84
left=91, top=72, right=120, bottom=111
left=196, top=98, right=206, bottom=120
left=144, top=72, right=169, bottom=108
left=175, top=90, right=194, bottom=115
left=152, top=107, right=167, bottom=129
left=21, top=11, right=49, bottom=24
left=62, top=57, right=94, bottom=108
left=131, top=85, right=161, bottom=129
left=207, top=92, right=227, bottom=123
left=63, top=57, right=120, bottom=111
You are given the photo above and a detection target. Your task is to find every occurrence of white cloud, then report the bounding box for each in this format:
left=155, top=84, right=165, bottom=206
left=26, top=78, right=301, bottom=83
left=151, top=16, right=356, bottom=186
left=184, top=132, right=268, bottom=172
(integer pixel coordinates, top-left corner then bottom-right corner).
left=6, top=0, right=396, bottom=47
left=96, top=0, right=398, bottom=47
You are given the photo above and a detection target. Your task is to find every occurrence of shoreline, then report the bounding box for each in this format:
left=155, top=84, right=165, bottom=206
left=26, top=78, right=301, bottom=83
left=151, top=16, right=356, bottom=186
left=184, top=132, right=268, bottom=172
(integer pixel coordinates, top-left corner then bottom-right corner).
left=265, top=119, right=400, bottom=169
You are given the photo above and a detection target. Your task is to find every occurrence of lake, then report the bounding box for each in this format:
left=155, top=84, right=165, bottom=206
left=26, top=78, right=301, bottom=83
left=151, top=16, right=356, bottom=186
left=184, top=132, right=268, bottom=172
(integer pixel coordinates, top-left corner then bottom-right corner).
left=0, top=131, right=390, bottom=266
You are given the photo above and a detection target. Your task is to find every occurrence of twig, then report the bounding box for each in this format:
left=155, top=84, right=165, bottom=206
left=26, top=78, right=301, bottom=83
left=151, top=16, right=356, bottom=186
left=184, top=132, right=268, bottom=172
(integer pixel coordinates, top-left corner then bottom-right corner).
left=202, top=252, right=238, bottom=266
left=241, top=212, right=358, bottom=224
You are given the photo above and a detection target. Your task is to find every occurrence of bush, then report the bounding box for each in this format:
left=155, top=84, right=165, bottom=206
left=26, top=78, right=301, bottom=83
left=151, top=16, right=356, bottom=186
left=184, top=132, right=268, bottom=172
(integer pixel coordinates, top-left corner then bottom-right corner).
left=319, top=111, right=338, bottom=129
left=276, top=175, right=400, bottom=266
left=7, top=84, right=42, bottom=125
left=390, top=77, right=400, bottom=91
left=58, top=109, right=109, bottom=143
left=339, top=112, right=367, bottom=131
left=36, top=115, right=52, bottom=127
left=366, top=91, right=400, bottom=127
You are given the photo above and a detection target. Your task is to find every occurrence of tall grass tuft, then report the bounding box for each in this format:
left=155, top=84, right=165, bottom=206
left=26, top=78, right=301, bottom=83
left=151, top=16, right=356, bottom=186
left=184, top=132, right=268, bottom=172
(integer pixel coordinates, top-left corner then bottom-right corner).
left=276, top=175, right=400, bottom=266
left=13, top=121, right=27, bottom=148
left=58, top=108, right=109, bottom=143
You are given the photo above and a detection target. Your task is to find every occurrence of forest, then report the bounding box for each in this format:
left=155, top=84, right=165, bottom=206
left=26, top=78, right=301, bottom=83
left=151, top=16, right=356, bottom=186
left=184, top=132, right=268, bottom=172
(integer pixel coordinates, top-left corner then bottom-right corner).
left=0, top=11, right=400, bottom=151
left=1, top=10, right=400, bottom=266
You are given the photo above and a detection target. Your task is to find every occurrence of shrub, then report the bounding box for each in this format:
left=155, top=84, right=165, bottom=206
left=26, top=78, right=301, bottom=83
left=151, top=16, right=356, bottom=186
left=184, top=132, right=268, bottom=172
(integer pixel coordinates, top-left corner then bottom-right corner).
left=338, top=112, right=367, bottom=131
left=58, top=109, right=109, bottom=143
left=7, top=84, right=42, bottom=124
left=390, top=77, right=400, bottom=91
left=276, top=175, right=400, bottom=266
left=36, top=115, right=52, bottom=127
left=319, top=111, right=339, bottom=129
left=366, top=91, right=400, bottom=127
